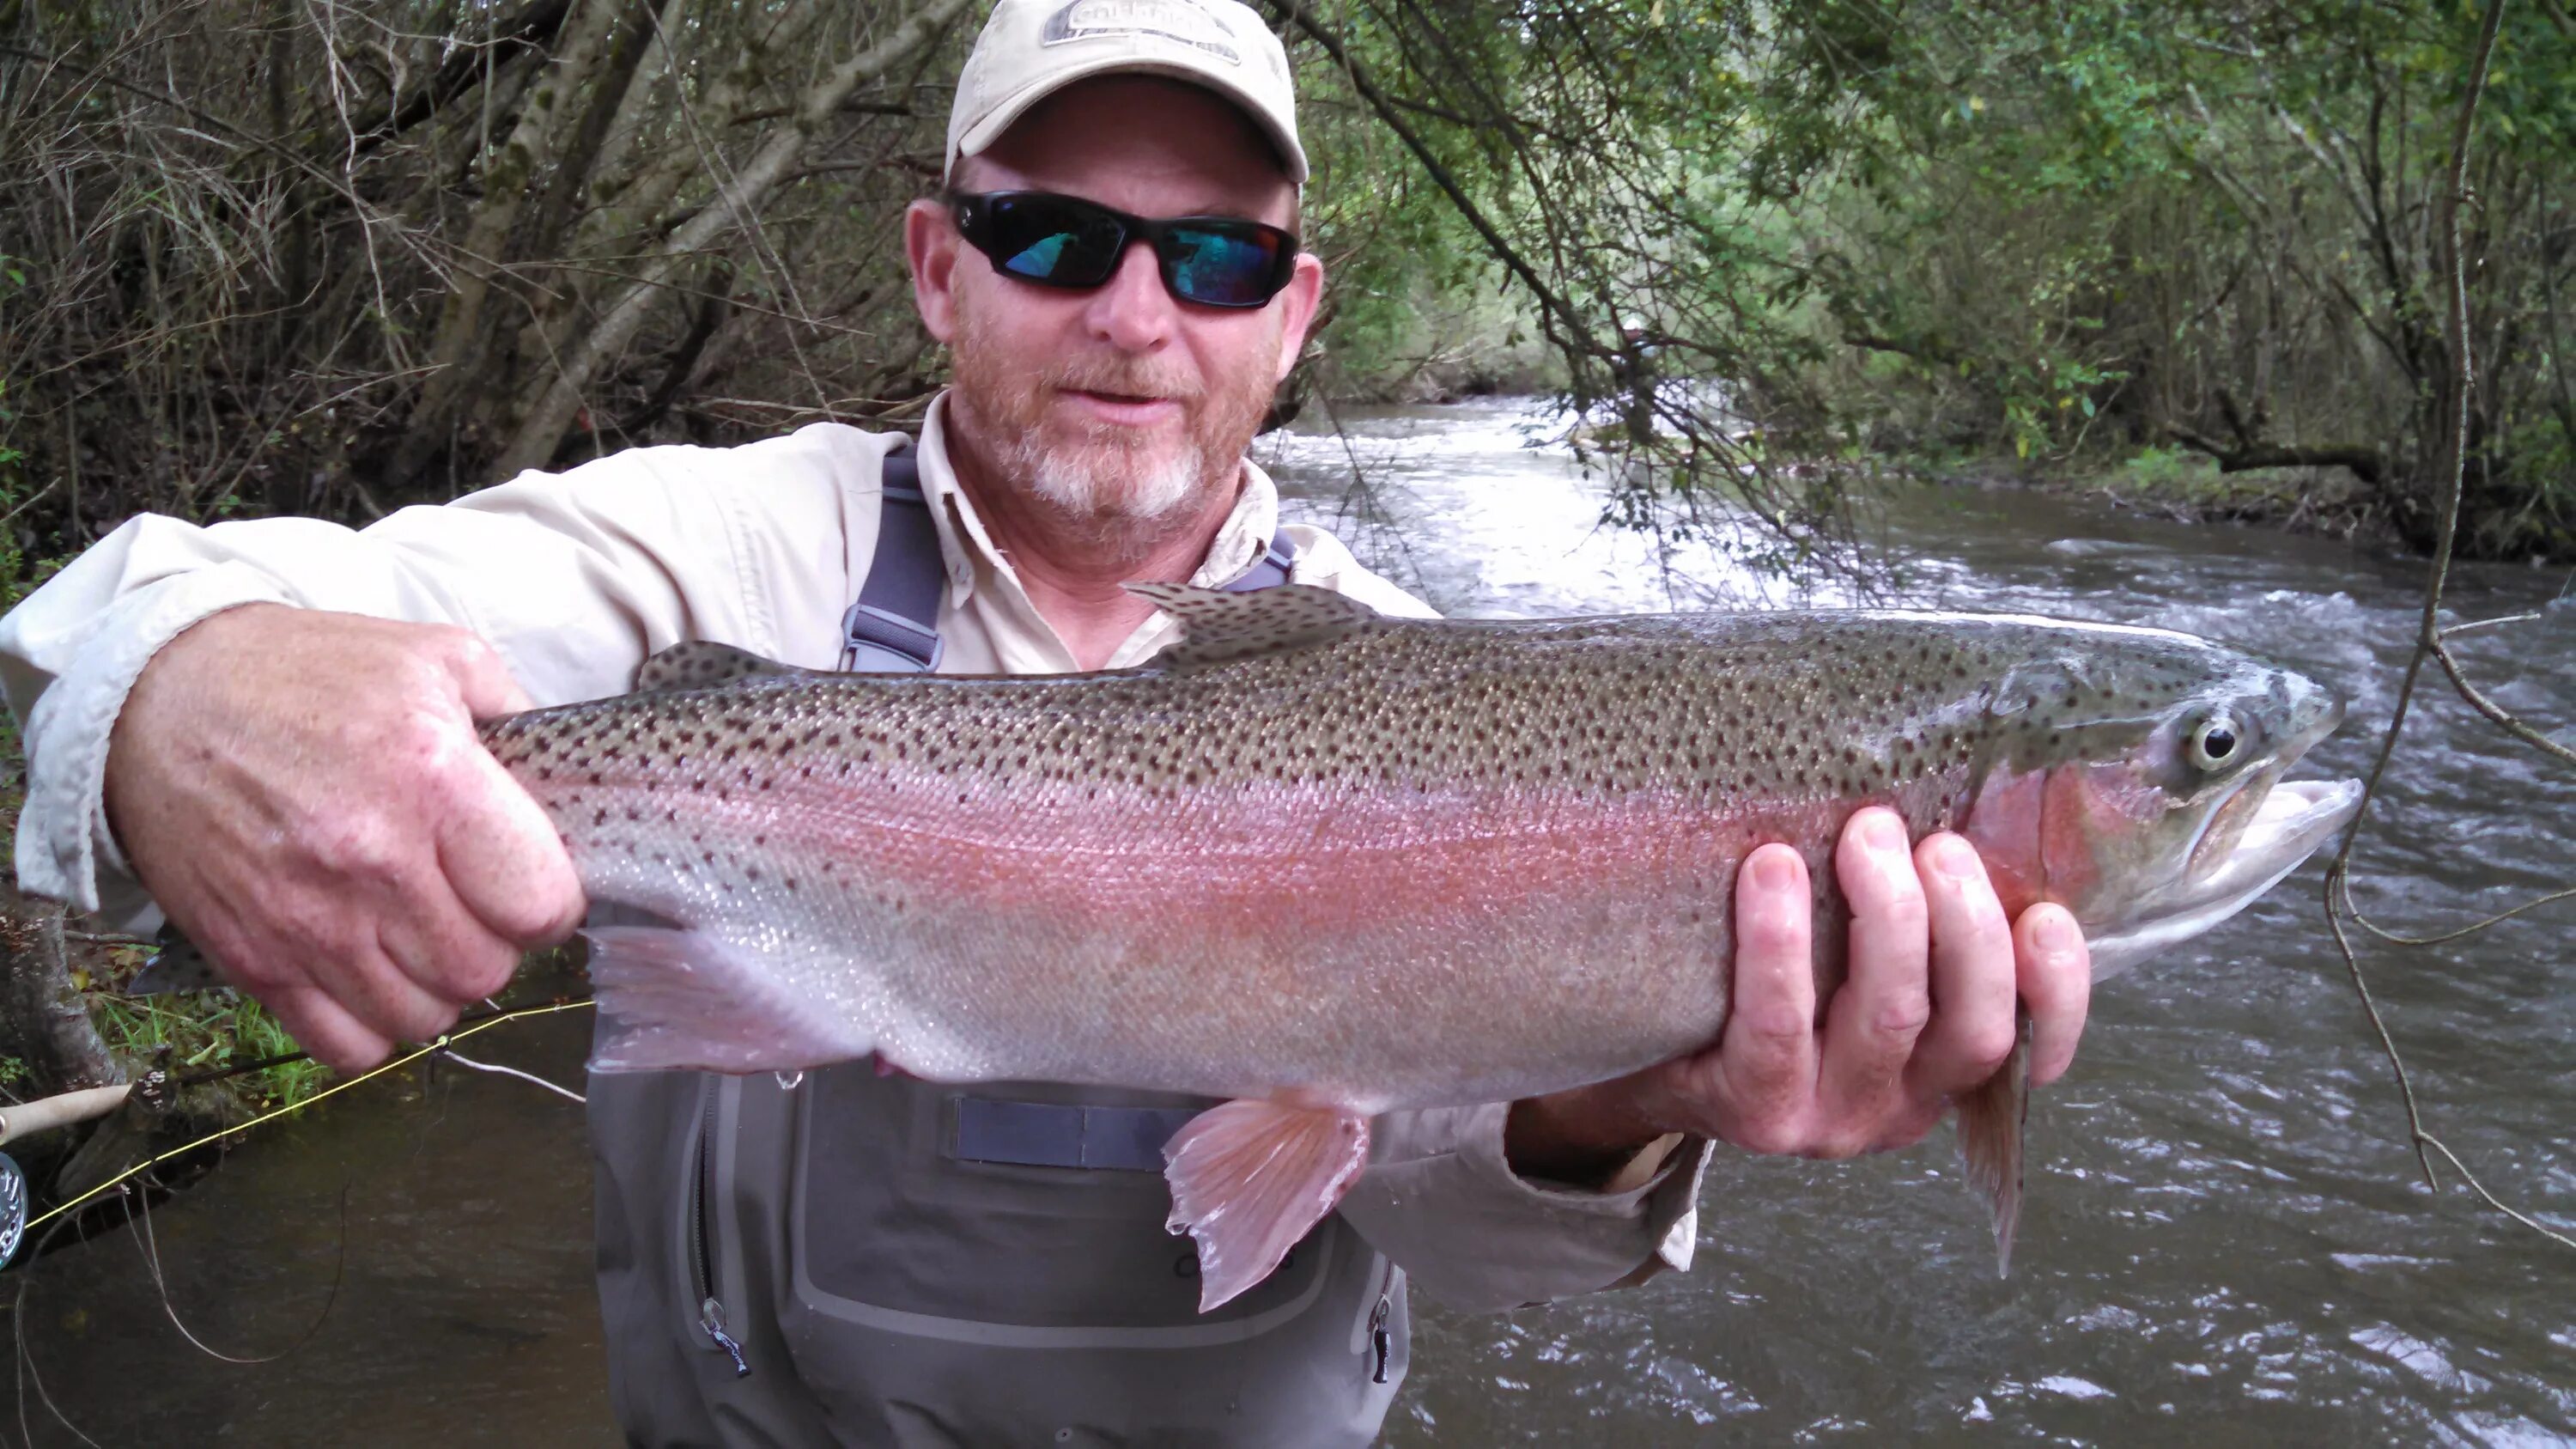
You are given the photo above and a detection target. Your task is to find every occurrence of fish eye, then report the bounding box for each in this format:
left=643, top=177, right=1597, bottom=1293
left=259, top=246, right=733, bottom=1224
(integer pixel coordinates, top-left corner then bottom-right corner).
left=2189, top=715, right=2241, bottom=770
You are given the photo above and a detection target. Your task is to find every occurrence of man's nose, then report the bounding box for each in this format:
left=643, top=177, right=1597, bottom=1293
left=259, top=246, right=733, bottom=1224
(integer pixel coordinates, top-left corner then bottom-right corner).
left=1082, top=240, right=1176, bottom=352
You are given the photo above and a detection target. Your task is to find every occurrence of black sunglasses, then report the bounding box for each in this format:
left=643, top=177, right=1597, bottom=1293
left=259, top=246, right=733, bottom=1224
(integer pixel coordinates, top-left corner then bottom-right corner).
left=949, top=191, right=1299, bottom=310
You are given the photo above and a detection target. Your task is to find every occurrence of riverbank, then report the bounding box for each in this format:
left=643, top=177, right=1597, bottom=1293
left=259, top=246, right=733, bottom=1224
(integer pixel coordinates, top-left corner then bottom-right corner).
left=1873, top=444, right=2399, bottom=551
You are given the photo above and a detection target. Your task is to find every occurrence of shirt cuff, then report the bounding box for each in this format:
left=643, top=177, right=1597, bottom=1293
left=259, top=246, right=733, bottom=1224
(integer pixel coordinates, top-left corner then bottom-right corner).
left=1334, top=1101, right=1710, bottom=1313
left=15, top=564, right=292, bottom=916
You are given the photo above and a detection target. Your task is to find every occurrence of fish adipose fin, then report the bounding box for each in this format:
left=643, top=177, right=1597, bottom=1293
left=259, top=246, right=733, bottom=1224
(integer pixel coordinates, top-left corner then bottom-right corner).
left=1127, top=583, right=1382, bottom=668
left=584, top=924, right=875, bottom=1074
left=1952, top=1014, right=2032, bottom=1276
left=1163, top=1099, right=1372, bottom=1312
left=635, top=641, right=813, bottom=693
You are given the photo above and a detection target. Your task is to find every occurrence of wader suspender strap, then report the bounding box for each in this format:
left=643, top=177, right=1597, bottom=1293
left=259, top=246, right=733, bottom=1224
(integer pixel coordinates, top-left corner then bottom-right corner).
left=1224, top=533, right=1298, bottom=594
left=838, top=446, right=1301, bottom=1171
left=841, top=452, right=945, bottom=673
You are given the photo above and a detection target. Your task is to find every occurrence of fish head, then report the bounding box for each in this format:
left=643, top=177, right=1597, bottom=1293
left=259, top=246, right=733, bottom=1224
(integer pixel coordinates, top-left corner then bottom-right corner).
left=1957, top=625, right=2362, bottom=979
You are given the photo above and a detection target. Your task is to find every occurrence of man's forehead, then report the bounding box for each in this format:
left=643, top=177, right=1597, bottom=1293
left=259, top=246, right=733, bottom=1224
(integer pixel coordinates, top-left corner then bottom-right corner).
left=966, top=76, right=1296, bottom=222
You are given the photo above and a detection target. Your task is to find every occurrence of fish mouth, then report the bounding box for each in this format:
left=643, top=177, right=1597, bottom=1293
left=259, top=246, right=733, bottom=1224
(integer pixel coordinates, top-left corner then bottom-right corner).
left=2084, top=680, right=2362, bottom=978
left=2085, top=776, right=2361, bottom=977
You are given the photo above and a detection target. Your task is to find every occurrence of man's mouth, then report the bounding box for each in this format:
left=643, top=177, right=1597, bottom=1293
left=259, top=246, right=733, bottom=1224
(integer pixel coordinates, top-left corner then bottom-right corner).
left=1062, top=387, right=1186, bottom=424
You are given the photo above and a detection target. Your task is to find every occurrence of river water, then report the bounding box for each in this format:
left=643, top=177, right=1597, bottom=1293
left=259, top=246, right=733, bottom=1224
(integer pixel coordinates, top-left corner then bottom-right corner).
left=5, top=399, right=2570, bottom=1444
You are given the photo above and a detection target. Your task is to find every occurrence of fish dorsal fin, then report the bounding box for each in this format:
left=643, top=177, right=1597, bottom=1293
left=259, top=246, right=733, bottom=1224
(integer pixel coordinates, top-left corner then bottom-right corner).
left=1126, top=583, right=1382, bottom=667
left=635, top=641, right=810, bottom=693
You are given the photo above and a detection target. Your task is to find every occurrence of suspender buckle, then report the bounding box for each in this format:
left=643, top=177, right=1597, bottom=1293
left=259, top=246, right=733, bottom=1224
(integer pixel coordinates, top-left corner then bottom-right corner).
left=843, top=602, right=945, bottom=674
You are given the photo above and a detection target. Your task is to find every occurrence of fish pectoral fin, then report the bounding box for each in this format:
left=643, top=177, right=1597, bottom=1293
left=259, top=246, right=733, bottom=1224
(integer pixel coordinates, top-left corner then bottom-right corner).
left=1952, top=1014, right=2032, bottom=1277
left=583, top=924, right=873, bottom=1075
left=1163, top=1099, right=1372, bottom=1312
left=1125, top=582, right=1382, bottom=667
left=634, top=641, right=811, bottom=693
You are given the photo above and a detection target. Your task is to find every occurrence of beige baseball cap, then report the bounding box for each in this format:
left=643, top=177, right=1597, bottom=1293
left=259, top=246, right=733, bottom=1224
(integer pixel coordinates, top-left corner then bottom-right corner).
left=946, top=0, right=1308, bottom=185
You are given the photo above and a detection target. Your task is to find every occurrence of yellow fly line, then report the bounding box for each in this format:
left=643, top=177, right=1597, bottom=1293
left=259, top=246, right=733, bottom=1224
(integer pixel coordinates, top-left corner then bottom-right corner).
left=18, top=998, right=597, bottom=1240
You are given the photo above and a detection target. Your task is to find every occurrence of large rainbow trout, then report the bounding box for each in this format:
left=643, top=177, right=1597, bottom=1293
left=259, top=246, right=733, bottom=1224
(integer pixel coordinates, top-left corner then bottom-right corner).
left=477, top=586, right=2357, bottom=1309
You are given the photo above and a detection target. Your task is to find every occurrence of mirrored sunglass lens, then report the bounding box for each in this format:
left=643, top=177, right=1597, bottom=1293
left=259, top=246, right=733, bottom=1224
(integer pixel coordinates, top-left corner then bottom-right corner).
left=992, top=201, right=1121, bottom=284
left=1166, top=226, right=1281, bottom=305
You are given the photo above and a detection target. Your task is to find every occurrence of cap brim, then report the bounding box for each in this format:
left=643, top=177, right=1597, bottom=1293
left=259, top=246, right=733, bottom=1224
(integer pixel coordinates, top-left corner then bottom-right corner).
left=950, top=56, right=1309, bottom=185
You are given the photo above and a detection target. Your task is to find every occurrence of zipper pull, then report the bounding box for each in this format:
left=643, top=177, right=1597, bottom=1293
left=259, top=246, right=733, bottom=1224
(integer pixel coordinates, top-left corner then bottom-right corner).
left=1367, top=1296, right=1392, bottom=1384
left=700, top=1296, right=751, bottom=1379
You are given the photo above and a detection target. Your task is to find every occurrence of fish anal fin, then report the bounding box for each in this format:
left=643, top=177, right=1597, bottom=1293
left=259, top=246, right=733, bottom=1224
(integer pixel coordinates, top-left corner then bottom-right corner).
left=635, top=641, right=811, bottom=693
left=1126, top=583, right=1381, bottom=667
left=583, top=923, right=873, bottom=1074
left=1953, top=1015, right=2032, bottom=1277
left=1163, top=1099, right=1371, bottom=1312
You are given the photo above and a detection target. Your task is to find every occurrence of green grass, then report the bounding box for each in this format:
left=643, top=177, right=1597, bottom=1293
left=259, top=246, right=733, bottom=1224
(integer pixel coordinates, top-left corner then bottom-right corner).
left=86, top=982, right=327, bottom=1111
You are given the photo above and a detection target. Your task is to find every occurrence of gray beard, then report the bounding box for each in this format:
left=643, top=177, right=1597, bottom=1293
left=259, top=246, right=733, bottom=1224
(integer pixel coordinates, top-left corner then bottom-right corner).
left=997, top=423, right=1207, bottom=527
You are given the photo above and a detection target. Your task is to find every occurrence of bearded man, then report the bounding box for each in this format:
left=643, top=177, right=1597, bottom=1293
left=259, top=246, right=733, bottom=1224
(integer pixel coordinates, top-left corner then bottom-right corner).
left=0, top=0, right=2091, bottom=1441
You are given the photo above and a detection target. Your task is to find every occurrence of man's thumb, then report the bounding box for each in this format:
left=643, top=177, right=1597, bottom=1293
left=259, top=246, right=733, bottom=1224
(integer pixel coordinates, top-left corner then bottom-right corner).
left=444, top=631, right=536, bottom=721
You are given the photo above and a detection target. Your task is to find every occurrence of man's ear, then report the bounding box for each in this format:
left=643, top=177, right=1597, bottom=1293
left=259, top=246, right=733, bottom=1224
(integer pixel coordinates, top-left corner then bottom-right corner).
left=1271, top=252, right=1326, bottom=382
left=908, top=198, right=961, bottom=344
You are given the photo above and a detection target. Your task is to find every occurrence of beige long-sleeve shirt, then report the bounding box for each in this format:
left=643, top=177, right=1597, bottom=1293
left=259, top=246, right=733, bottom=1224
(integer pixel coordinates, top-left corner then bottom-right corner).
left=0, top=393, right=1705, bottom=1311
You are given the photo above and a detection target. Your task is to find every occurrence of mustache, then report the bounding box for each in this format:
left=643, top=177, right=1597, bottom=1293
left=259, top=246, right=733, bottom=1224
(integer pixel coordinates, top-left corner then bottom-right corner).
left=1045, top=356, right=1202, bottom=403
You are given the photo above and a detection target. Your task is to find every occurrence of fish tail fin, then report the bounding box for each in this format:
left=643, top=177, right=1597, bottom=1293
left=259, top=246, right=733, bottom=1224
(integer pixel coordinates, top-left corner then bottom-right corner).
left=1163, top=1099, right=1371, bottom=1312
left=1953, top=1012, right=2032, bottom=1277
left=583, top=924, right=874, bottom=1075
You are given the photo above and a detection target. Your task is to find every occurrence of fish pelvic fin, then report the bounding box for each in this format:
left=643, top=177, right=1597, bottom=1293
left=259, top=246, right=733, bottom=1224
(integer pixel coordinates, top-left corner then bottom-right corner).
left=635, top=641, right=812, bottom=693
left=1163, top=1099, right=1372, bottom=1312
left=583, top=924, right=874, bottom=1074
left=1126, top=583, right=1382, bottom=667
left=1952, top=1013, right=2032, bottom=1277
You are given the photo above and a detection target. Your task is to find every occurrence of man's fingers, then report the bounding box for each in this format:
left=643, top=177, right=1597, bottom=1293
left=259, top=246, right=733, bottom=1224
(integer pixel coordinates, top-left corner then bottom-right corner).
left=2016, top=903, right=2091, bottom=1086
left=437, top=747, right=586, bottom=949
left=265, top=986, right=396, bottom=1075
left=1716, top=843, right=1818, bottom=1146
left=339, top=928, right=465, bottom=1044
left=380, top=898, right=525, bottom=1006
left=1909, top=832, right=2020, bottom=1093
left=1820, top=808, right=1930, bottom=1130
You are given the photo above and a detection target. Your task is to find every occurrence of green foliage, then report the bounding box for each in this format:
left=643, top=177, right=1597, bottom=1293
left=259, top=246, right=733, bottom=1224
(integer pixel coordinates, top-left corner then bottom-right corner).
left=1291, top=0, right=2569, bottom=556
left=2119, top=444, right=2218, bottom=494
left=0, top=0, right=2565, bottom=576
left=87, top=985, right=325, bottom=1111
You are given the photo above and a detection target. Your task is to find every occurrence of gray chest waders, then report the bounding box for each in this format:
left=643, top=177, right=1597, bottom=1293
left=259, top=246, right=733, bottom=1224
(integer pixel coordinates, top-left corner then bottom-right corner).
left=586, top=451, right=1408, bottom=1448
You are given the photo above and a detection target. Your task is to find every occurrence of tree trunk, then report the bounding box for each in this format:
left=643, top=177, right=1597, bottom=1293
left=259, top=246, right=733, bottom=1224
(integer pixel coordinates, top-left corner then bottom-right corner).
left=392, top=0, right=631, bottom=485
left=497, top=0, right=975, bottom=474
left=0, top=891, right=122, bottom=1098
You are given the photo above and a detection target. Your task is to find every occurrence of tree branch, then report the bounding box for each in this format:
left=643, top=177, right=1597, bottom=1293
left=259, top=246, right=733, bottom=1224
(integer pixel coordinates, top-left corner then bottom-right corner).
left=1262, top=0, right=1607, bottom=361
left=2318, top=0, right=2573, bottom=1255
left=2165, top=424, right=2385, bottom=486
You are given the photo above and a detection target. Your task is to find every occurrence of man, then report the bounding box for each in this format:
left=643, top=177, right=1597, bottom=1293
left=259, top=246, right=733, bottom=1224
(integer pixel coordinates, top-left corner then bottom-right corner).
left=0, top=0, right=2090, bottom=1441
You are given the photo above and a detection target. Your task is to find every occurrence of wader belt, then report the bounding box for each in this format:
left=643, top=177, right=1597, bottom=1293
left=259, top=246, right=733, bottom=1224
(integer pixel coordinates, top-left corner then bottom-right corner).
left=949, top=1098, right=1202, bottom=1172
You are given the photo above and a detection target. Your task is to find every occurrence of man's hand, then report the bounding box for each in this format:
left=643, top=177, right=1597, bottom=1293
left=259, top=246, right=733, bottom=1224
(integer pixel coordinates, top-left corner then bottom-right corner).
left=105, top=605, right=585, bottom=1072
left=1505, top=807, right=2091, bottom=1181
